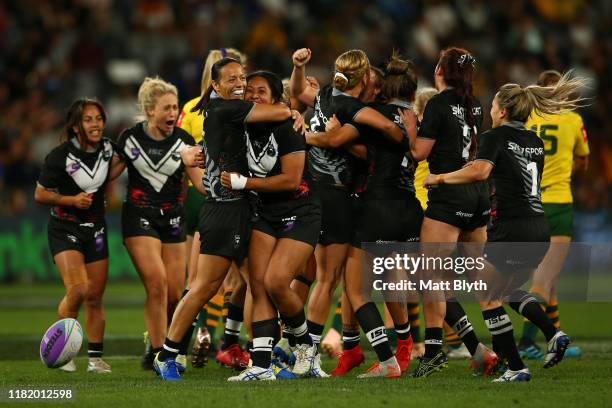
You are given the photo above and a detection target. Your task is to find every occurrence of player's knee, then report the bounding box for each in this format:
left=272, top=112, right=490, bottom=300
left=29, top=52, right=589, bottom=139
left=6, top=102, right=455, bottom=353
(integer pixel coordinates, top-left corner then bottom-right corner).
left=264, top=272, right=288, bottom=298
left=67, top=282, right=89, bottom=305
left=145, top=277, right=167, bottom=301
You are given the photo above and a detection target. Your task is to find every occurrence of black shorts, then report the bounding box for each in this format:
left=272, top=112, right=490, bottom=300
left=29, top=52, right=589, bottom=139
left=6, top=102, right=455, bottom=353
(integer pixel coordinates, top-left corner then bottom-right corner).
left=425, top=181, right=490, bottom=231
left=486, top=215, right=550, bottom=273
left=121, top=201, right=186, bottom=243
left=198, top=199, right=251, bottom=263
left=254, top=197, right=321, bottom=247
left=314, top=185, right=353, bottom=245
left=353, top=195, right=423, bottom=247
left=47, top=217, right=108, bottom=263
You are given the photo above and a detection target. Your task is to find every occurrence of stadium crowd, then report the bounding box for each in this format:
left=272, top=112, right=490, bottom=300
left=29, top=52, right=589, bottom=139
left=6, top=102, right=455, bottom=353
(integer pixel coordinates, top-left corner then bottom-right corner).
left=0, top=0, right=610, bottom=221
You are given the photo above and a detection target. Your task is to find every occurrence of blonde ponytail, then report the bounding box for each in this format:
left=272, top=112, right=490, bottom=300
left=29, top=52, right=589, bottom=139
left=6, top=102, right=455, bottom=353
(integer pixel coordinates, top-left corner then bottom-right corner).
left=497, top=71, right=588, bottom=123
left=333, top=49, right=370, bottom=92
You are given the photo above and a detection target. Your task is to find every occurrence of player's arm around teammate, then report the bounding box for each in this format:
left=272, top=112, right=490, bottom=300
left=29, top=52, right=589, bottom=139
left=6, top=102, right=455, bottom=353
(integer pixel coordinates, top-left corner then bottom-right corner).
left=34, top=98, right=113, bottom=373
left=154, top=58, right=292, bottom=381
left=219, top=70, right=325, bottom=379
left=425, top=74, right=587, bottom=381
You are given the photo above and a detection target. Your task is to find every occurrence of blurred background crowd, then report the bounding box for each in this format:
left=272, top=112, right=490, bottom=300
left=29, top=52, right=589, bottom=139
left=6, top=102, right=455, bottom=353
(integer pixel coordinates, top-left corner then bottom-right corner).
left=1, top=0, right=610, bottom=237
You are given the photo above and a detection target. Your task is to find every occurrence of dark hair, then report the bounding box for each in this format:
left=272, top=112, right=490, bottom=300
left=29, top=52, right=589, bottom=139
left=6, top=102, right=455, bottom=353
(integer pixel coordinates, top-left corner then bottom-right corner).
left=382, top=52, right=417, bottom=102
left=437, top=46, right=478, bottom=157
left=193, top=57, right=242, bottom=112
left=246, top=70, right=284, bottom=104
left=537, top=70, right=562, bottom=86
left=63, top=98, right=106, bottom=143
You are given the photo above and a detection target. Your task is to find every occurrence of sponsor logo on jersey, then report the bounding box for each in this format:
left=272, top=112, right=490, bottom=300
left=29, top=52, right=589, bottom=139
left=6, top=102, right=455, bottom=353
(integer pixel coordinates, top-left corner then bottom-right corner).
left=455, top=211, right=473, bottom=218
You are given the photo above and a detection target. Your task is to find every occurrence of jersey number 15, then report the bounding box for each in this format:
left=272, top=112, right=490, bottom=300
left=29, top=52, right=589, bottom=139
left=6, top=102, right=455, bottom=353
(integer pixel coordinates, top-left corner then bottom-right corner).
left=530, top=124, right=558, bottom=156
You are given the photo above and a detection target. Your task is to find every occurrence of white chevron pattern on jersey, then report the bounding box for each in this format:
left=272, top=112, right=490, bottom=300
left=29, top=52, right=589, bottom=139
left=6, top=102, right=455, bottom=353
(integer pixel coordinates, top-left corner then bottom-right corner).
left=65, top=140, right=112, bottom=194
left=246, top=131, right=279, bottom=178
left=124, top=135, right=186, bottom=192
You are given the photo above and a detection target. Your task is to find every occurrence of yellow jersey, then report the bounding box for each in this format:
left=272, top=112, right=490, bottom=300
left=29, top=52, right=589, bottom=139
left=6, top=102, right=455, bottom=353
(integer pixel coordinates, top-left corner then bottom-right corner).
left=178, top=97, right=204, bottom=187
left=177, top=97, right=204, bottom=143
left=413, top=160, right=429, bottom=209
left=525, top=111, right=589, bottom=203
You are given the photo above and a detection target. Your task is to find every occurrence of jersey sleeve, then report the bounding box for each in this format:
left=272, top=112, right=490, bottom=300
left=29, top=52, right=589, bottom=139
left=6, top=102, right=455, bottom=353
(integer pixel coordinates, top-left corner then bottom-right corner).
left=114, top=129, right=129, bottom=161
left=276, top=121, right=306, bottom=157
left=219, top=100, right=256, bottom=124
left=573, top=114, right=590, bottom=156
left=37, top=147, right=65, bottom=189
left=334, top=95, right=366, bottom=128
left=177, top=128, right=196, bottom=146
left=475, top=130, right=500, bottom=165
left=417, top=96, right=442, bottom=140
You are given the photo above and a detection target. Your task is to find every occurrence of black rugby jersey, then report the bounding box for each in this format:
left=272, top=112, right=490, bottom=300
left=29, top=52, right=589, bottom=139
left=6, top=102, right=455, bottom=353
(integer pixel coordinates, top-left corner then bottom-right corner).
left=116, top=122, right=195, bottom=209
left=202, top=97, right=255, bottom=201
left=476, top=122, right=545, bottom=219
left=356, top=101, right=415, bottom=196
left=38, top=138, right=114, bottom=223
left=307, top=85, right=359, bottom=188
left=246, top=119, right=308, bottom=204
left=418, top=88, right=483, bottom=174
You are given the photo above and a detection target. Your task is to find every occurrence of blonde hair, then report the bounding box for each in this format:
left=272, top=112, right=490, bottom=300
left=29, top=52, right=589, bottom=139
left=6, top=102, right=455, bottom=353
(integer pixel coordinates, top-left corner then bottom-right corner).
left=137, top=76, right=178, bottom=119
left=497, top=71, right=587, bottom=123
left=333, top=49, right=370, bottom=92
left=414, top=88, right=438, bottom=115
left=201, top=48, right=247, bottom=94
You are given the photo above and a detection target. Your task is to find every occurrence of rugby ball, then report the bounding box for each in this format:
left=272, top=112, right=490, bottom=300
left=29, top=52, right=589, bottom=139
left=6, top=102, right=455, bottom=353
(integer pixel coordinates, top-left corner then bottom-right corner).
left=40, top=318, right=83, bottom=368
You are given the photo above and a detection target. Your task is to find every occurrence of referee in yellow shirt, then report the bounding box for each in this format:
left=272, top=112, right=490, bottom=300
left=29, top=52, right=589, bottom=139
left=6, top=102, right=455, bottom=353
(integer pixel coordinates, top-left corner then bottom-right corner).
left=519, top=70, right=589, bottom=359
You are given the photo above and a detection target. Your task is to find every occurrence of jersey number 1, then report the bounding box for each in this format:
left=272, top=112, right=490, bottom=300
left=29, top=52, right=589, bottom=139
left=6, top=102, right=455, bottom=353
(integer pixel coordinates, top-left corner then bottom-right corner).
left=526, top=161, right=538, bottom=196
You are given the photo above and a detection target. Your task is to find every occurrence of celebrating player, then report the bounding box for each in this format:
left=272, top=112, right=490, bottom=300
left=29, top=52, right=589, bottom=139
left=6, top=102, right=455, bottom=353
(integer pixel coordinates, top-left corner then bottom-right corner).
left=404, top=47, right=496, bottom=378
left=424, top=72, right=586, bottom=381
left=153, top=57, right=293, bottom=381
left=35, top=98, right=114, bottom=373
left=177, top=47, right=249, bottom=369
left=220, top=70, right=324, bottom=380
left=290, top=48, right=404, bottom=364
left=114, top=77, right=195, bottom=370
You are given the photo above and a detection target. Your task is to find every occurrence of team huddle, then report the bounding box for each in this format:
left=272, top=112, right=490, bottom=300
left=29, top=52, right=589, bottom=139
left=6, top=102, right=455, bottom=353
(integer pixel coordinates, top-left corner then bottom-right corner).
left=35, top=44, right=589, bottom=383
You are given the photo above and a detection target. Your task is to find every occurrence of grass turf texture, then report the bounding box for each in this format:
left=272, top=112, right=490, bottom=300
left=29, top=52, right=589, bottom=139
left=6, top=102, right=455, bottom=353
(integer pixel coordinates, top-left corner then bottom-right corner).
left=1, top=283, right=611, bottom=407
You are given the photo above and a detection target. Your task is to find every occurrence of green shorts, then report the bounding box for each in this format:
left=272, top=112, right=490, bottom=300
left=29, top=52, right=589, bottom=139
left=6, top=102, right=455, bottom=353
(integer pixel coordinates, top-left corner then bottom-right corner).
left=543, top=203, right=573, bottom=237
left=185, top=185, right=206, bottom=236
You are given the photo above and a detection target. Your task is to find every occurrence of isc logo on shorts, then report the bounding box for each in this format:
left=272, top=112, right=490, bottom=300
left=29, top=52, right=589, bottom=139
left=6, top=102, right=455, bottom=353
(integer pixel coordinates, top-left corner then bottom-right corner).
left=169, top=216, right=181, bottom=226
left=94, top=227, right=105, bottom=237
left=140, top=218, right=151, bottom=230
left=67, top=234, right=78, bottom=243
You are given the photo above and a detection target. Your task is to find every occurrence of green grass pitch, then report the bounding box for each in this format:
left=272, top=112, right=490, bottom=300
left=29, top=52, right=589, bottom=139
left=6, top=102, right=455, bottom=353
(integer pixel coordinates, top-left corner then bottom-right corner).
left=0, top=283, right=611, bottom=407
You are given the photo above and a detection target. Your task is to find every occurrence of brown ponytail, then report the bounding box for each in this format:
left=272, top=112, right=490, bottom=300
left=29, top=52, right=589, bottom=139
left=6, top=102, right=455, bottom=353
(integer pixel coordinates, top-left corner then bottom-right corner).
left=381, top=51, right=418, bottom=102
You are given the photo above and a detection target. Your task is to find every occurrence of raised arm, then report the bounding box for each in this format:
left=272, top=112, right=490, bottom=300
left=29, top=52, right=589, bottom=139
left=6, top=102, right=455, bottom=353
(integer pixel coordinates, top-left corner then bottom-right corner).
left=290, top=48, right=318, bottom=107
